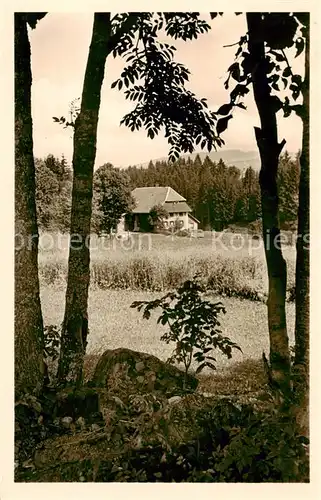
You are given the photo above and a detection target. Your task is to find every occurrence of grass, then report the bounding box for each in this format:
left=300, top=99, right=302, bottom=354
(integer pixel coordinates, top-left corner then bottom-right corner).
left=38, top=231, right=296, bottom=300
left=39, top=231, right=296, bottom=377
left=41, top=286, right=295, bottom=375
left=197, top=358, right=269, bottom=396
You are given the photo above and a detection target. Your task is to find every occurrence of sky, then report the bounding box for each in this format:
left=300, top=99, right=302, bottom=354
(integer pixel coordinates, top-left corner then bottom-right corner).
left=29, top=12, right=304, bottom=169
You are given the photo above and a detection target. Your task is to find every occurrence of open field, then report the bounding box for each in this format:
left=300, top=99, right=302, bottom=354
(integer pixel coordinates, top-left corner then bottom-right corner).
left=39, top=231, right=296, bottom=373
left=38, top=231, right=296, bottom=299
left=41, top=286, right=295, bottom=374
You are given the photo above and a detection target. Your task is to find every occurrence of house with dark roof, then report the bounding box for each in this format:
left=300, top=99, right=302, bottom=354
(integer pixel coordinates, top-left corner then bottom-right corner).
left=119, top=186, right=199, bottom=233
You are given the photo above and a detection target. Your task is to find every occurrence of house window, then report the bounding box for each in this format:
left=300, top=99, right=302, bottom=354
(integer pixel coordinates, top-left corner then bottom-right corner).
left=169, top=213, right=173, bottom=217
left=179, top=212, right=183, bottom=216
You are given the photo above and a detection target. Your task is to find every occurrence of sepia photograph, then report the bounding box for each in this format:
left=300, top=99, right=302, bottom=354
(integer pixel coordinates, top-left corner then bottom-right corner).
left=13, top=9, right=311, bottom=484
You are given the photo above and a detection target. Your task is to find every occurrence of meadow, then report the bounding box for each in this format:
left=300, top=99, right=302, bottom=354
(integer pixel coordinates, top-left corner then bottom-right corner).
left=38, top=231, right=296, bottom=296
left=39, top=231, right=296, bottom=373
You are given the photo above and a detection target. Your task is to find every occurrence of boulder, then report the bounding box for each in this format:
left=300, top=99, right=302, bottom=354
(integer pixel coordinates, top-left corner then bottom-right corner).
left=91, top=348, right=198, bottom=397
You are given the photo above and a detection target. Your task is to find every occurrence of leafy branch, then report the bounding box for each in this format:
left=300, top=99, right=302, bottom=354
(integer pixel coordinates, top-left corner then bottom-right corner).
left=110, top=13, right=222, bottom=161
left=212, top=12, right=306, bottom=133
left=131, top=276, right=242, bottom=388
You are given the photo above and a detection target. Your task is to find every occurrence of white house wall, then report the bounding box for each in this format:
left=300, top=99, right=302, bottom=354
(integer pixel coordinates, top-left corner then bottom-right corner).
left=164, top=212, right=197, bottom=231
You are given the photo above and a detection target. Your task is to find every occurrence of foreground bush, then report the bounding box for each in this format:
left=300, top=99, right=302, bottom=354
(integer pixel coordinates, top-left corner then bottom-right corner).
left=97, top=400, right=309, bottom=482
left=16, top=397, right=309, bottom=483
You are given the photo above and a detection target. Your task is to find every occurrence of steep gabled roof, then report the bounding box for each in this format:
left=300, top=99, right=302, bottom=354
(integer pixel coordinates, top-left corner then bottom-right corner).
left=164, top=201, right=192, bottom=213
left=131, top=186, right=186, bottom=213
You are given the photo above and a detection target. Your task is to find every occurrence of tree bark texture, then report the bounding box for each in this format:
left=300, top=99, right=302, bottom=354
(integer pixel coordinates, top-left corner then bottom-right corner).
left=57, top=14, right=112, bottom=384
left=15, top=14, right=45, bottom=397
left=247, top=13, right=291, bottom=390
left=294, top=16, right=309, bottom=433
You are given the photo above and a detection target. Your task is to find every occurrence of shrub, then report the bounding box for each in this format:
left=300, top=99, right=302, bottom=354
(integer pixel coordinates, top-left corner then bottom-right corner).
left=189, top=400, right=309, bottom=482
left=131, top=276, right=241, bottom=387
left=98, top=399, right=309, bottom=482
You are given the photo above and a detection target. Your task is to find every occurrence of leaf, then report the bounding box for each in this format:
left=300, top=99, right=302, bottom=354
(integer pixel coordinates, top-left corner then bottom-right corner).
left=147, top=129, right=155, bottom=140
left=271, top=51, right=285, bottom=62
left=130, top=301, right=144, bottom=308
left=283, top=67, right=292, bottom=78
left=230, top=84, right=250, bottom=101
left=291, top=74, right=302, bottom=87
left=195, top=363, right=206, bottom=374
left=205, top=362, right=216, bottom=370
left=217, top=115, right=233, bottom=135
left=217, top=103, right=233, bottom=116
left=111, top=80, right=118, bottom=89
left=143, top=310, right=151, bottom=320
left=283, top=105, right=292, bottom=118
left=295, top=37, right=305, bottom=58
left=291, top=104, right=303, bottom=118
left=229, top=62, right=241, bottom=82
left=160, top=315, right=168, bottom=325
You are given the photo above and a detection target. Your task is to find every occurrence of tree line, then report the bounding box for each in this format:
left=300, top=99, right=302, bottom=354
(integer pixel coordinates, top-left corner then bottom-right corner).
left=35, top=150, right=300, bottom=233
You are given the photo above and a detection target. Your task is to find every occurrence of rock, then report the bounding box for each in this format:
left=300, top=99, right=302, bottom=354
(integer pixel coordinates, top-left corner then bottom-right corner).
left=61, top=416, right=73, bottom=429
left=91, top=348, right=198, bottom=397
left=168, top=396, right=182, bottom=405
left=135, top=361, right=145, bottom=372
left=201, top=392, right=215, bottom=398
left=75, top=416, right=86, bottom=430
left=91, top=423, right=101, bottom=432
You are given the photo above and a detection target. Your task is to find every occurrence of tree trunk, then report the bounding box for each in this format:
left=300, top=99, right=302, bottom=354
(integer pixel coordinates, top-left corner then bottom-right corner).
left=294, top=16, right=309, bottom=434
left=247, top=13, right=291, bottom=391
left=57, top=14, right=112, bottom=384
left=15, top=14, right=44, bottom=397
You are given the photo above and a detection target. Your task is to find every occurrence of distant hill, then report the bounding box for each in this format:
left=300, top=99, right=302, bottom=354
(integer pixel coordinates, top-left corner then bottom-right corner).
left=135, top=149, right=261, bottom=172
left=132, top=148, right=297, bottom=173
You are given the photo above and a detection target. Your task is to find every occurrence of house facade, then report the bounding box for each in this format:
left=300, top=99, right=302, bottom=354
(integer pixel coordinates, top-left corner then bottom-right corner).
left=121, top=186, right=199, bottom=233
